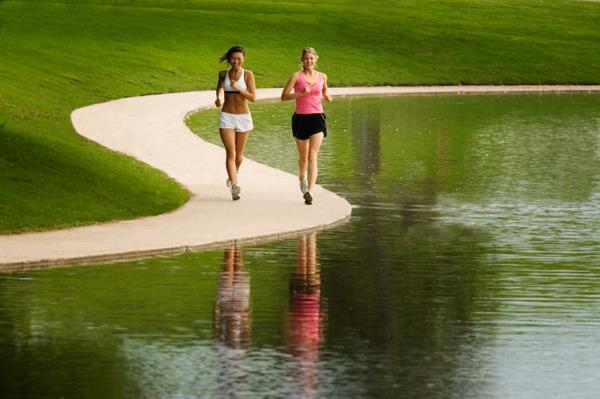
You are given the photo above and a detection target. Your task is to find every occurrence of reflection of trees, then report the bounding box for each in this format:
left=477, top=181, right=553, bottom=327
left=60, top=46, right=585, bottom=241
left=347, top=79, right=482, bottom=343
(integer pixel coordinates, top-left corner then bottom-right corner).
left=0, top=276, right=30, bottom=397
left=321, top=93, right=600, bottom=397
left=320, top=96, right=496, bottom=397
left=352, top=98, right=381, bottom=180
left=286, top=232, right=326, bottom=399
left=0, top=275, right=126, bottom=398
left=320, top=223, right=493, bottom=397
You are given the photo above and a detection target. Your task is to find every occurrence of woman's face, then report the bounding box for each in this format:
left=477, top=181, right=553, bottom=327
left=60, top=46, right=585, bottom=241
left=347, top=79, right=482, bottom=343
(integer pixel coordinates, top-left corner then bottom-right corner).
left=302, top=53, right=317, bottom=69
left=229, top=52, right=245, bottom=69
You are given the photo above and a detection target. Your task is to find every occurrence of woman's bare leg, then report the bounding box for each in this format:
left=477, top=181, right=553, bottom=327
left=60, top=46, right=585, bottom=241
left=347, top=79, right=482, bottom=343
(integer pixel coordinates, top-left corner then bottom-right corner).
left=307, top=133, right=324, bottom=192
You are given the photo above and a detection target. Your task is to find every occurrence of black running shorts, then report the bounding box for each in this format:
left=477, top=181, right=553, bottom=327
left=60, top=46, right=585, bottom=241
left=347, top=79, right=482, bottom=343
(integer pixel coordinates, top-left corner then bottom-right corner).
left=291, top=113, right=328, bottom=140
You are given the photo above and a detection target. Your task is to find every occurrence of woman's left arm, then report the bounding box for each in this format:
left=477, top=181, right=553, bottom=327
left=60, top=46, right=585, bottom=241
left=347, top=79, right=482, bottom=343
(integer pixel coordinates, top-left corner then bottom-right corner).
left=242, top=70, right=257, bottom=102
left=322, top=73, right=333, bottom=102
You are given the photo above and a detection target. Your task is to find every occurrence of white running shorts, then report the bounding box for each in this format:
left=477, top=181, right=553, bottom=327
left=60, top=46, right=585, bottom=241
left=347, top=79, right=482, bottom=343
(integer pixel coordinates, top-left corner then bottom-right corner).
left=219, top=112, right=253, bottom=132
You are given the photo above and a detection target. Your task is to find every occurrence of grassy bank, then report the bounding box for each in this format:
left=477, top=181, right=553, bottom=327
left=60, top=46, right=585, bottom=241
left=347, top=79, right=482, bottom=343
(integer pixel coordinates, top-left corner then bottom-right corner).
left=1, top=0, right=599, bottom=233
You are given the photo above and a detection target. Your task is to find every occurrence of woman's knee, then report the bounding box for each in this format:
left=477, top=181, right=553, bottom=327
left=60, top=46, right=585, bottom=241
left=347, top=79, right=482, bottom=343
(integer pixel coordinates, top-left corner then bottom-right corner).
left=225, top=148, right=236, bottom=160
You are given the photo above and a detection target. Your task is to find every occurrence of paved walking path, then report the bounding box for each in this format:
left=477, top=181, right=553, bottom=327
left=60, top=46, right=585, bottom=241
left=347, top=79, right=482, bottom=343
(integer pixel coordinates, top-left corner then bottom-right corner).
left=1, top=85, right=600, bottom=272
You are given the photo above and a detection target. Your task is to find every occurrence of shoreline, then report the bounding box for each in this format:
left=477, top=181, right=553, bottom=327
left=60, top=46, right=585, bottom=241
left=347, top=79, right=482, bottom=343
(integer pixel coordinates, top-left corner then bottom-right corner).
left=1, top=85, right=600, bottom=272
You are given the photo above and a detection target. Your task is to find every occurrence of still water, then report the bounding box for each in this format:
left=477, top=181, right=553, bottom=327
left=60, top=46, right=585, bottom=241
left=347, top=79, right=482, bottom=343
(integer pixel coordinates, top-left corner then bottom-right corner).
left=2, top=94, right=600, bottom=398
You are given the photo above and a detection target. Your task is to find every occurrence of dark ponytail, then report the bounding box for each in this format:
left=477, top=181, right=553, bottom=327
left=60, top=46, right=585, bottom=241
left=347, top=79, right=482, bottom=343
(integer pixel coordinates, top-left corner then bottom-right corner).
left=219, top=45, right=245, bottom=65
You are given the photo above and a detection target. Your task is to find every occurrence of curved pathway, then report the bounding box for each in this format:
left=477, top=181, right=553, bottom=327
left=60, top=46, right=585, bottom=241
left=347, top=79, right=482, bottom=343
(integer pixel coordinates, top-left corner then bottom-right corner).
left=1, top=85, right=600, bottom=271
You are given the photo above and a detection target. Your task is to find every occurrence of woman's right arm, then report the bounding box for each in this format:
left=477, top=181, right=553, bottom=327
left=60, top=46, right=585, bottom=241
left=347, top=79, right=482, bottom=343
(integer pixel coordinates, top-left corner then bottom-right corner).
left=281, top=73, right=300, bottom=101
left=215, top=71, right=225, bottom=107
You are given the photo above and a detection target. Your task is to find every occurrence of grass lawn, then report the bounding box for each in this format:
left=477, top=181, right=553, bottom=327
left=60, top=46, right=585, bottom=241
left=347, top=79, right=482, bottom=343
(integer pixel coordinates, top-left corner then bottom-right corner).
left=1, top=0, right=599, bottom=233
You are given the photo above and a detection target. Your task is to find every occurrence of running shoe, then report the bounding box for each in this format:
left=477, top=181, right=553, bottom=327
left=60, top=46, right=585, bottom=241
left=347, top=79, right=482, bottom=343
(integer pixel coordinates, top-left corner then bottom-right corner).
left=299, top=178, right=308, bottom=194
left=303, top=191, right=313, bottom=205
left=231, top=184, right=241, bottom=201
left=226, top=178, right=232, bottom=188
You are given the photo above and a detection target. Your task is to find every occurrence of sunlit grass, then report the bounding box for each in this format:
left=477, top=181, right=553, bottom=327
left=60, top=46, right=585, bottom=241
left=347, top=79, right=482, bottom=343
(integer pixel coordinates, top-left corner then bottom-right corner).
left=1, top=0, right=599, bottom=232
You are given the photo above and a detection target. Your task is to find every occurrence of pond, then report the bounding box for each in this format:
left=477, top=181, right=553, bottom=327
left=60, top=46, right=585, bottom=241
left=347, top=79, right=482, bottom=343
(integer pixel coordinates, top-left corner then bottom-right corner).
left=1, top=93, right=600, bottom=398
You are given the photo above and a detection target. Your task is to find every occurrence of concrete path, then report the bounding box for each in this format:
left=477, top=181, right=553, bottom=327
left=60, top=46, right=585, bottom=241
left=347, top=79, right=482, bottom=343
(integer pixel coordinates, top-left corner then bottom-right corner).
left=1, top=85, right=600, bottom=272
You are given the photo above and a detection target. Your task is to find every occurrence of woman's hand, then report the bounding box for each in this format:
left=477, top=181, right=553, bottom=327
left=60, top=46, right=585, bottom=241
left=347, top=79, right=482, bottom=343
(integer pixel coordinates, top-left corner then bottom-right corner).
left=215, top=98, right=222, bottom=107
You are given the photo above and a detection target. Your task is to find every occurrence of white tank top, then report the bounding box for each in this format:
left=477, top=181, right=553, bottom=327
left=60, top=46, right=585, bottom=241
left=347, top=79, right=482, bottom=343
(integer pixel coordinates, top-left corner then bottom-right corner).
left=224, top=69, right=247, bottom=93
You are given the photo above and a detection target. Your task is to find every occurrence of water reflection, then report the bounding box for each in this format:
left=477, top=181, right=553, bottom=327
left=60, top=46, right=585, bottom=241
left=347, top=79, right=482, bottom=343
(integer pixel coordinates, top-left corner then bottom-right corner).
left=213, top=244, right=252, bottom=349
left=352, top=99, right=381, bottom=180
left=2, top=94, right=600, bottom=398
left=213, top=245, right=252, bottom=397
left=286, top=232, right=326, bottom=398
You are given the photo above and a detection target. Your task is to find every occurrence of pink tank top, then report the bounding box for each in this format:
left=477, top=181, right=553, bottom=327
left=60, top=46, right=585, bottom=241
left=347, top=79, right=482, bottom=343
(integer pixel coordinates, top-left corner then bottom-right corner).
left=294, top=72, right=324, bottom=114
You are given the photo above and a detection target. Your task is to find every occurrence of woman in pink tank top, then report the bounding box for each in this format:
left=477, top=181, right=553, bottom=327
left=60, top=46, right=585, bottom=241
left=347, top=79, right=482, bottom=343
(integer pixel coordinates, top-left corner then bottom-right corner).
left=281, top=47, right=333, bottom=205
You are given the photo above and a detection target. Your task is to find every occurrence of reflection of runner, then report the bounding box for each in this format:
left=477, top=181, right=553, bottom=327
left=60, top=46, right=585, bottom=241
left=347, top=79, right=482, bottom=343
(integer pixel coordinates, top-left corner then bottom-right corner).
left=213, top=244, right=252, bottom=396
left=288, top=232, right=325, bottom=397
left=213, top=244, right=251, bottom=349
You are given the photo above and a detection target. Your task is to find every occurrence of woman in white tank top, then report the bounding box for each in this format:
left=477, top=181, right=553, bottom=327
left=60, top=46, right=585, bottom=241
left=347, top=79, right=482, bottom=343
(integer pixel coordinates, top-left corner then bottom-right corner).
left=215, top=45, right=256, bottom=201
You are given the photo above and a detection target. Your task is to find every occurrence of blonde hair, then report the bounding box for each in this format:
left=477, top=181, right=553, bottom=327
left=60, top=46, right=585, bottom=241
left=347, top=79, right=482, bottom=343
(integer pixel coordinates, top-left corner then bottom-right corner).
left=301, top=47, right=319, bottom=60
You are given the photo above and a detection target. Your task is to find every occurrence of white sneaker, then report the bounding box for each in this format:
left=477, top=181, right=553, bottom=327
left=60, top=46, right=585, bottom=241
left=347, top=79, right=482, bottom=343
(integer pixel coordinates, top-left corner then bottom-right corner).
left=299, top=178, right=308, bottom=194
left=226, top=178, right=232, bottom=188
left=231, top=184, right=241, bottom=201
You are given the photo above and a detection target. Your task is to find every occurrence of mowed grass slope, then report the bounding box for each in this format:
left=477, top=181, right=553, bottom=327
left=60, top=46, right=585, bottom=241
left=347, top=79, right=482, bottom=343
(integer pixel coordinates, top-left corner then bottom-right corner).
left=0, top=0, right=599, bottom=233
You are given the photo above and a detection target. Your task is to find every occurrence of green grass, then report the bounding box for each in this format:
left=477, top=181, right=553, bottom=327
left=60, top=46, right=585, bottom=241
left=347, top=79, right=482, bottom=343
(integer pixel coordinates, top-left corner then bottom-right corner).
left=1, top=0, right=599, bottom=233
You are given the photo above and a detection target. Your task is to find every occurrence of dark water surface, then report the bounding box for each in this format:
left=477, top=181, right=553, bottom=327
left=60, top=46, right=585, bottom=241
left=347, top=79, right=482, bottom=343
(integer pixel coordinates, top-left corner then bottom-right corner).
left=2, top=94, right=600, bottom=398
